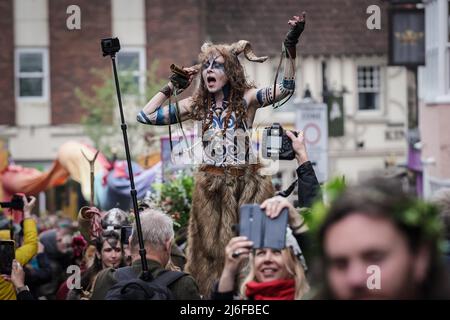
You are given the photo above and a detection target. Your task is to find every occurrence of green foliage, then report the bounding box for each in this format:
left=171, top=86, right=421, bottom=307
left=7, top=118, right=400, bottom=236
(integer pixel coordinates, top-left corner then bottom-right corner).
left=152, top=173, right=194, bottom=231
left=75, top=60, right=167, bottom=159
left=144, top=60, right=168, bottom=100
left=301, top=176, right=346, bottom=234
left=401, top=200, right=443, bottom=241
left=75, top=69, right=115, bottom=155
left=302, top=176, right=444, bottom=250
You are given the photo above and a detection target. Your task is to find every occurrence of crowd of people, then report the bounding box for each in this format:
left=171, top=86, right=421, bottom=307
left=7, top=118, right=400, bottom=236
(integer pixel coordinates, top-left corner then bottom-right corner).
left=1, top=124, right=449, bottom=300
left=1, top=11, right=450, bottom=300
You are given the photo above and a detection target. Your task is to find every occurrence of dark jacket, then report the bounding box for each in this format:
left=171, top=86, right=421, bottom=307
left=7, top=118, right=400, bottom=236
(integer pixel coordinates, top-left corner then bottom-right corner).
left=16, top=290, right=35, bottom=301
left=24, top=252, right=52, bottom=298
left=293, top=161, right=320, bottom=262
left=91, top=259, right=201, bottom=300
left=211, top=281, right=236, bottom=300
left=297, top=161, right=320, bottom=208
left=38, top=230, right=72, bottom=299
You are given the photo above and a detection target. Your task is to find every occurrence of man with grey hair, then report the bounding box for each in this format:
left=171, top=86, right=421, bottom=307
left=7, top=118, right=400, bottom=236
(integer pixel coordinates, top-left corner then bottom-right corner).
left=90, top=209, right=201, bottom=299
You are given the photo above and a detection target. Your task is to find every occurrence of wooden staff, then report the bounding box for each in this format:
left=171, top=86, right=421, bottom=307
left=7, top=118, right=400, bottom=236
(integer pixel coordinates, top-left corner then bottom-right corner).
left=81, top=149, right=100, bottom=207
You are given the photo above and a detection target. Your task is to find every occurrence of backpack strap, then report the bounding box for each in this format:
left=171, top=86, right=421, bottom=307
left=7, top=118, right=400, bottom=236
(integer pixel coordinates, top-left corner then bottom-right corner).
left=114, top=267, right=137, bottom=282
left=114, top=267, right=186, bottom=286
left=152, top=270, right=186, bottom=287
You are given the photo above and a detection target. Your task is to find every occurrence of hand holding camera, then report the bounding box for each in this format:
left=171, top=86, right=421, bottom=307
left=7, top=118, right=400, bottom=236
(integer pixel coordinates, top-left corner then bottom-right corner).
left=0, top=194, right=36, bottom=220
left=286, top=130, right=309, bottom=166
left=262, top=123, right=298, bottom=160
left=22, top=195, right=36, bottom=219
left=262, top=123, right=309, bottom=164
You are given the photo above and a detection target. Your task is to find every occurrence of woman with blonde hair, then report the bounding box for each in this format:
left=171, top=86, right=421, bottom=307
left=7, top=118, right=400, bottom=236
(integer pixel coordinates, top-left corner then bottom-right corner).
left=213, top=197, right=310, bottom=300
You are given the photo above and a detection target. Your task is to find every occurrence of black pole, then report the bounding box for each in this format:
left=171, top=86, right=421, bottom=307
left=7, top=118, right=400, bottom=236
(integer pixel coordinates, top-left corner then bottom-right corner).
left=109, top=53, right=149, bottom=279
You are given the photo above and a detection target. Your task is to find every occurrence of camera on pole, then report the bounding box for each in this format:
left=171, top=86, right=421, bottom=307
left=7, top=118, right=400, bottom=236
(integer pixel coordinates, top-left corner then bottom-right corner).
left=101, top=37, right=150, bottom=280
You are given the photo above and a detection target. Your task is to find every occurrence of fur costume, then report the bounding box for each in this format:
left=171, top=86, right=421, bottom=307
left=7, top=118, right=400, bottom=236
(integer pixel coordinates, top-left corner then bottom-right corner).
left=185, top=165, right=274, bottom=297
left=136, top=15, right=303, bottom=295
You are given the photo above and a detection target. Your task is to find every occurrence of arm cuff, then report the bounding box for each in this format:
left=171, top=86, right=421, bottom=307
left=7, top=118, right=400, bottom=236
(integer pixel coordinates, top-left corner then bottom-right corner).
left=137, top=110, right=152, bottom=124
left=16, top=285, right=30, bottom=294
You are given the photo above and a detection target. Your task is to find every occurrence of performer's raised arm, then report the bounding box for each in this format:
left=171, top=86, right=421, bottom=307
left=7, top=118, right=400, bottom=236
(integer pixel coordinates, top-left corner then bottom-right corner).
left=246, top=13, right=306, bottom=109
left=136, top=67, right=198, bottom=126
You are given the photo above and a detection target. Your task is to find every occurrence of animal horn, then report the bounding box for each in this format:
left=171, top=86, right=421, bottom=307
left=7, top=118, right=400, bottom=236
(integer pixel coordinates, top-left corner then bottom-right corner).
left=201, top=42, right=213, bottom=53
left=229, top=40, right=268, bottom=63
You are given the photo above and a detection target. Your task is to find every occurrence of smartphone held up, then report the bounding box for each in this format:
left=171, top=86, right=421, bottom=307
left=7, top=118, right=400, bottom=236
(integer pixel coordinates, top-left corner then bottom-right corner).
left=0, top=240, right=15, bottom=275
left=238, top=204, right=288, bottom=252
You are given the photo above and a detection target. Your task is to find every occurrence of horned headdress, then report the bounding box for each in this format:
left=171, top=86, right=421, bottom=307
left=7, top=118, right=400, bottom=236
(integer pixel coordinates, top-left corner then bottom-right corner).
left=188, top=40, right=268, bottom=72
left=202, top=40, right=268, bottom=62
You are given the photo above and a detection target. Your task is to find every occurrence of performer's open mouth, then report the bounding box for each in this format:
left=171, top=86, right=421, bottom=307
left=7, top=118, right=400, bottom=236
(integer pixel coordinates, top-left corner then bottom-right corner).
left=207, top=76, right=216, bottom=86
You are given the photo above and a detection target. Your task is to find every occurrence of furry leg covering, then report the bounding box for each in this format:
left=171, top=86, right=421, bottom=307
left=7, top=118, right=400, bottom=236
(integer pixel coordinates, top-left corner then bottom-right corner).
left=185, top=167, right=274, bottom=297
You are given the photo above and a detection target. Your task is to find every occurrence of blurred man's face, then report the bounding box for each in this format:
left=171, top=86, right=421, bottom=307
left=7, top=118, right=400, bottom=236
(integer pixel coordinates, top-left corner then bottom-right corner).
left=100, top=240, right=122, bottom=268
left=324, top=213, right=428, bottom=299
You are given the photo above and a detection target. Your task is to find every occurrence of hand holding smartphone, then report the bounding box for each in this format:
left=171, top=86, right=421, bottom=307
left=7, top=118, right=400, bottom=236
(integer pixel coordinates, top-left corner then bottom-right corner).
left=239, top=204, right=288, bottom=251
left=120, top=226, right=133, bottom=245
left=0, top=240, right=15, bottom=275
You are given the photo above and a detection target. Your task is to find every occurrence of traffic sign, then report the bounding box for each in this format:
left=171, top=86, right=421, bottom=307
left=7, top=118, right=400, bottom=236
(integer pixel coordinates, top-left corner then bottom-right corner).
left=295, top=103, right=328, bottom=183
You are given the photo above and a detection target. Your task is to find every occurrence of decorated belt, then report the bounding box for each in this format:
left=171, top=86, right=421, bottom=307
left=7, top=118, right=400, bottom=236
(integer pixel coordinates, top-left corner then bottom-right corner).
left=199, top=164, right=262, bottom=177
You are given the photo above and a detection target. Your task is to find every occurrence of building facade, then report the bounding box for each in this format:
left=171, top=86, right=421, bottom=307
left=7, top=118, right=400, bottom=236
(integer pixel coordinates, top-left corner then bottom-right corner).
left=419, top=0, right=450, bottom=198
left=0, top=0, right=409, bottom=190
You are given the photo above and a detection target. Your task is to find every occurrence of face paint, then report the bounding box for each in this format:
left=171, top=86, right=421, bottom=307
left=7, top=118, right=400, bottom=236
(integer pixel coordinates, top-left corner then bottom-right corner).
left=202, top=54, right=228, bottom=94
left=203, top=59, right=225, bottom=72
left=202, top=55, right=225, bottom=72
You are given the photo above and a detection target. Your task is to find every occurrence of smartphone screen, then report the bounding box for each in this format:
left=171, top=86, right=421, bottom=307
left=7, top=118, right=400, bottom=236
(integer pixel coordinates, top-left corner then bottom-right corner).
left=0, top=240, right=15, bottom=275
left=120, top=226, right=133, bottom=245
left=239, top=204, right=288, bottom=250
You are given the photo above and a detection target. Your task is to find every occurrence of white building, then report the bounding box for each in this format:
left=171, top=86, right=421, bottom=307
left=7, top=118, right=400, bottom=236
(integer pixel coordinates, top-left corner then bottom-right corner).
left=243, top=54, right=408, bottom=190
left=419, top=0, right=450, bottom=198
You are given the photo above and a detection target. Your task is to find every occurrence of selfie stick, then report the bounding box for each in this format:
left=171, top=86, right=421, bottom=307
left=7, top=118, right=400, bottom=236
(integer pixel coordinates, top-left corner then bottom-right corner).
left=101, top=38, right=149, bottom=279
